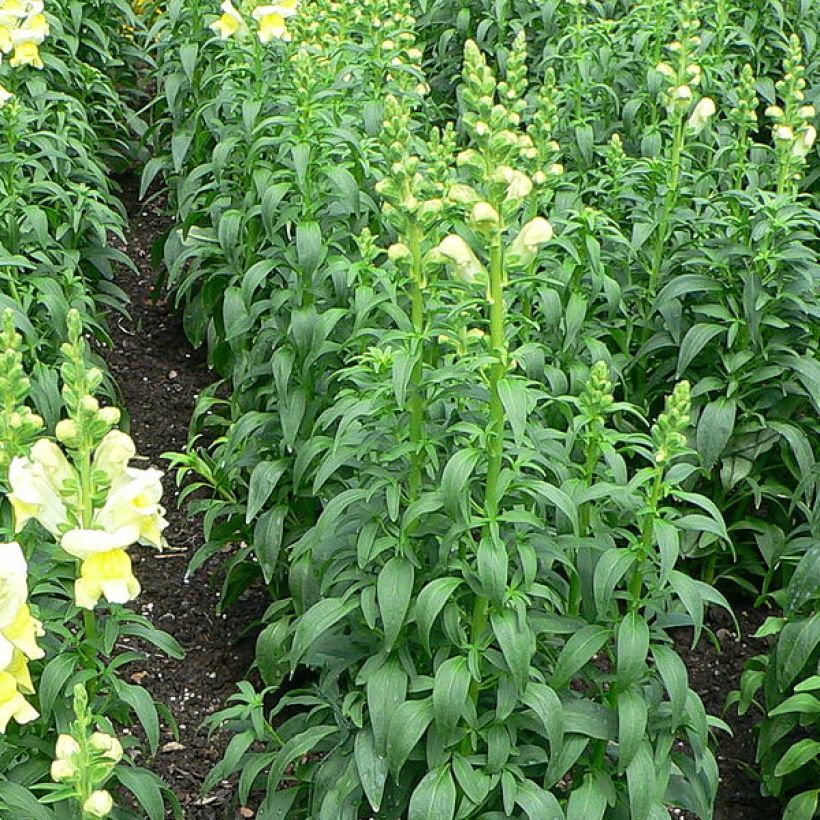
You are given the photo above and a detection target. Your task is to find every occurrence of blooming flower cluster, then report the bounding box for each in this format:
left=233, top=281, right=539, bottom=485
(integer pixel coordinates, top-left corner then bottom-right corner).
left=209, top=0, right=298, bottom=43
left=654, top=0, right=716, bottom=134
left=0, top=541, right=43, bottom=732
left=0, top=0, right=49, bottom=69
left=8, top=428, right=167, bottom=610
left=765, top=36, right=817, bottom=169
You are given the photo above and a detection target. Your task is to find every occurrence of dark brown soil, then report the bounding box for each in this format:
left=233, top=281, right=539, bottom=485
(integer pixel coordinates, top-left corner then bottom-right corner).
left=103, top=175, right=786, bottom=819
left=103, top=175, right=264, bottom=819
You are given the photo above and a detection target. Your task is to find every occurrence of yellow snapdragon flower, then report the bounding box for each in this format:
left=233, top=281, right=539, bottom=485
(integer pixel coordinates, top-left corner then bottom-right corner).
left=252, top=0, right=297, bottom=43
left=73, top=549, right=141, bottom=610
left=1, top=603, right=45, bottom=662
left=209, top=0, right=244, bottom=39
left=9, top=40, right=43, bottom=67
left=8, top=440, right=72, bottom=536
left=0, top=670, right=38, bottom=732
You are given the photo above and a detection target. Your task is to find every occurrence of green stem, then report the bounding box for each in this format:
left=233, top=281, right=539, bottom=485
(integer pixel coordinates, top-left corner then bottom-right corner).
left=465, top=221, right=506, bottom=725
left=647, top=113, right=686, bottom=300
left=407, top=224, right=425, bottom=499
left=484, top=230, right=507, bottom=516
left=628, top=467, right=665, bottom=604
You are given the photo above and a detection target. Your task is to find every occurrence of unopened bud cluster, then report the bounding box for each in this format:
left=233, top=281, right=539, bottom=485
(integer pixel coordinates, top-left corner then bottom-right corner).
left=0, top=311, right=43, bottom=472
left=50, top=686, right=123, bottom=818
left=651, top=381, right=691, bottom=464
left=580, top=361, right=615, bottom=421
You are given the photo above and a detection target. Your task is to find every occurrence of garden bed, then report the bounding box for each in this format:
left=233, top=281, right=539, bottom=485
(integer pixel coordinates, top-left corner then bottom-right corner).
left=108, top=177, right=783, bottom=819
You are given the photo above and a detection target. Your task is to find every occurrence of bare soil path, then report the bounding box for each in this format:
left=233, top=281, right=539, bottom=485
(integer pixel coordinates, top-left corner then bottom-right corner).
left=103, top=175, right=260, bottom=819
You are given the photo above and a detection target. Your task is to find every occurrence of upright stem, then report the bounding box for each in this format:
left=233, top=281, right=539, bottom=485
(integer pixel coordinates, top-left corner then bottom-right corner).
left=628, top=467, right=665, bottom=605
left=466, top=220, right=506, bottom=719
left=408, top=224, right=425, bottom=499
left=484, top=228, right=507, bottom=517
left=647, top=113, right=686, bottom=299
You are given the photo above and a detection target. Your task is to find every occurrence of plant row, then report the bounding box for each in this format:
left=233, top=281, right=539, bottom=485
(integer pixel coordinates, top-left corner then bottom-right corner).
left=149, top=0, right=819, bottom=816
left=0, top=3, right=183, bottom=817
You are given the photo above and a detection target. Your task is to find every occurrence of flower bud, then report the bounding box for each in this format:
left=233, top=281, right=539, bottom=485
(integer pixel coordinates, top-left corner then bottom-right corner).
left=80, top=395, right=100, bottom=414
left=83, top=790, right=114, bottom=818
left=56, top=734, right=81, bottom=760
left=447, top=183, right=480, bottom=204
left=765, top=105, right=784, bottom=119
left=387, top=243, right=411, bottom=262
left=90, top=732, right=124, bottom=763
left=509, top=217, right=554, bottom=266
left=670, top=84, right=693, bottom=104
left=798, top=105, right=816, bottom=120
left=792, top=125, right=816, bottom=158
left=655, top=62, right=675, bottom=77
left=50, top=758, right=76, bottom=781
left=55, top=419, right=79, bottom=443
left=774, top=125, right=795, bottom=142
left=98, top=407, right=121, bottom=426
left=470, top=201, right=500, bottom=229
left=687, top=97, right=716, bottom=134
left=434, top=235, right=485, bottom=284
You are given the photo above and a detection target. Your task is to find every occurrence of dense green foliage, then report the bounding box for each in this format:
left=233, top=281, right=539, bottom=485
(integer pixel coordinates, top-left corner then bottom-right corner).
left=148, top=0, right=820, bottom=816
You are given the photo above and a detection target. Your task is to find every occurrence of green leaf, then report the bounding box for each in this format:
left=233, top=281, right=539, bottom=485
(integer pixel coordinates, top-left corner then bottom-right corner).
left=116, top=682, right=160, bottom=754
left=514, top=779, right=564, bottom=819
left=409, top=766, right=457, bottom=820
left=254, top=505, right=288, bottom=583
left=367, top=658, right=408, bottom=754
left=529, top=481, right=579, bottom=533
left=116, top=766, right=167, bottom=820
left=617, top=611, right=649, bottom=686
left=0, top=782, right=54, bottom=819
left=386, top=698, right=434, bottom=778
left=776, top=613, right=820, bottom=690
left=266, top=726, right=338, bottom=791
left=478, top=537, right=508, bottom=602
left=522, top=682, right=564, bottom=757
left=769, top=693, right=820, bottom=717
left=566, top=775, right=607, bottom=820
left=246, top=460, right=287, bottom=522
left=441, top=449, right=481, bottom=514
left=432, top=656, right=471, bottom=741
left=626, top=741, right=655, bottom=820
left=38, top=652, right=77, bottom=720
left=296, top=221, right=324, bottom=275
left=774, top=739, right=820, bottom=778
left=696, top=398, right=736, bottom=470
left=377, top=557, right=414, bottom=652
left=354, top=729, right=388, bottom=812
left=783, top=790, right=819, bottom=820
left=617, top=688, right=647, bottom=772
left=676, top=323, right=725, bottom=376
left=415, top=577, right=462, bottom=654
left=651, top=645, right=688, bottom=727
left=491, top=608, right=535, bottom=693
left=498, top=377, right=534, bottom=446
left=550, top=625, right=610, bottom=690
left=290, top=597, right=358, bottom=667
left=593, top=548, right=635, bottom=617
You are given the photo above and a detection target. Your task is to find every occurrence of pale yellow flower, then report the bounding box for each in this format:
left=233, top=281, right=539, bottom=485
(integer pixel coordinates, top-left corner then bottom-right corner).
left=0, top=542, right=28, bottom=629
left=0, top=670, right=38, bottom=732
left=9, top=39, right=43, bottom=68
left=8, top=440, right=73, bottom=536
left=1, top=603, right=45, bottom=661
left=510, top=217, right=554, bottom=266
left=209, top=0, right=244, bottom=39
left=73, top=549, right=141, bottom=610
left=253, top=1, right=297, bottom=42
